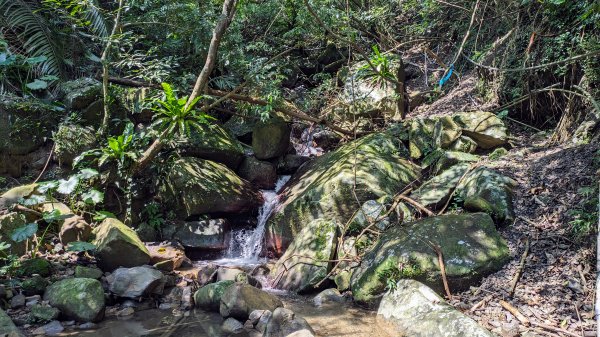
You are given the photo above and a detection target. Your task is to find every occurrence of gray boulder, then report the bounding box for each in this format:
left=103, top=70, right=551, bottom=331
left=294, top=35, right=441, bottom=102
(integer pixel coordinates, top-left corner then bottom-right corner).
left=166, top=219, right=229, bottom=250
left=263, top=307, right=315, bottom=337
left=92, top=218, right=151, bottom=271
left=220, top=283, right=283, bottom=320
left=53, top=124, right=97, bottom=167
left=194, top=280, right=235, bottom=311
left=411, top=163, right=472, bottom=209
left=453, top=111, right=508, bottom=149
left=457, top=166, right=517, bottom=224
left=252, top=118, right=291, bottom=160
left=221, top=317, right=244, bottom=334
left=159, top=157, right=263, bottom=219
left=108, top=266, right=164, bottom=298
left=238, top=156, right=277, bottom=189
left=351, top=213, right=510, bottom=308
left=43, top=278, right=105, bottom=322
left=377, top=279, right=494, bottom=337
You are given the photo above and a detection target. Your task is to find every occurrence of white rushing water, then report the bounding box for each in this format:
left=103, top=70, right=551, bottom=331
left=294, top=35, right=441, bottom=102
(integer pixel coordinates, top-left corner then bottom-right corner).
left=221, top=175, right=291, bottom=264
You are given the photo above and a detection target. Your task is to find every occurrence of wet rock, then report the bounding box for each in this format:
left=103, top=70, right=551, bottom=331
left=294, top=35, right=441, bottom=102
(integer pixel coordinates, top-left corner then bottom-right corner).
left=377, top=279, right=494, bottom=337
left=0, top=212, right=28, bottom=256
left=26, top=295, right=41, bottom=307
left=59, top=215, right=92, bottom=245
left=76, top=322, right=97, bottom=330
left=313, top=288, right=345, bottom=307
left=18, top=258, right=52, bottom=277
left=74, top=266, right=103, bottom=279
left=453, top=111, right=508, bottom=149
left=167, top=219, right=229, bottom=250
left=116, top=307, right=135, bottom=317
left=159, top=157, right=263, bottom=218
left=276, top=155, right=311, bottom=174
left=169, top=124, right=245, bottom=170
left=194, top=280, right=235, bottom=311
left=255, top=310, right=272, bottom=333
left=266, top=132, right=420, bottom=255
left=29, top=305, right=60, bottom=323
left=217, top=267, right=245, bottom=282
left=252, top=118, right=291, bottom=160
left=53, top=124, right=97, bottom=167
left=220, top=283, right=283, bottom=320
left=238, top=156, right=277, bottom=189
left=108, top=266, right=164, bottom=298
left=222, top=317, right=244, bottom=334
left=271, top=219, right=337, bottom=293
left=22, top=275, right=49, bottom=296
left=196, top=263, right=218, bottom=285
left=351, top=213, right=510, bottom=308
left=145, top=242, right=188, bottom=271
left=32, top=320, right=63, bottom=336
left=412, top=163, right=471, bottom=209
left=457, top=166, right=517, bottom=225
left=263, top=307, right=315, bottom=337
left=234, top=272, right=262, bottom=289
left=44, top=278, right=105, bottom=322
left=10, top=294, right=25, bottom=309
left=92, top=218, right=150, bottom=271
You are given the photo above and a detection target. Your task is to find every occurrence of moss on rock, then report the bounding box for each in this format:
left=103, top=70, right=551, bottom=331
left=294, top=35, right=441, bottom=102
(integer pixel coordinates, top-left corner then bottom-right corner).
left=43, top=278, right=105, bottom=322
left=92, top=218, right=150, bottom=271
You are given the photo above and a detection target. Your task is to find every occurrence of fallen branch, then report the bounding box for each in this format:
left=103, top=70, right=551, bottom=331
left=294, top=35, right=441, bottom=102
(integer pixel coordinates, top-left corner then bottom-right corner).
left=499, top=300, right=530, bottom=325
left=469, top=295, right=492, bottom=312
left=508, top=237, right=530, bottom=297
left=398, top=195, right=435, bottom=217
left=430, top=242, right=452, bottom=299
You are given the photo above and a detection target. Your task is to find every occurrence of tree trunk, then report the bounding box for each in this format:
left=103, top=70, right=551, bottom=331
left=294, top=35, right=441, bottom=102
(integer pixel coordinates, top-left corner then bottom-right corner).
left=186, top=0, right=239, bottom=108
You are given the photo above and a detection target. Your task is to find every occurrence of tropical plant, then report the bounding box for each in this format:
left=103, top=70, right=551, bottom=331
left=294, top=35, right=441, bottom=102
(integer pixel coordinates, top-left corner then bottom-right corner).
left=357, top=45, right=396, bottom=88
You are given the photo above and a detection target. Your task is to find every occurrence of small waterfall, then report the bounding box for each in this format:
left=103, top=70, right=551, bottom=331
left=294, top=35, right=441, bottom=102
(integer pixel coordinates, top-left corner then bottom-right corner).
left=225, top=175, right=290, bottom=262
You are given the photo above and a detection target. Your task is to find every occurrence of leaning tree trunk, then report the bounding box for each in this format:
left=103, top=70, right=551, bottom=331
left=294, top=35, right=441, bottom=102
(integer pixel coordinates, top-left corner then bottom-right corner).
left=131, top=0, right=239, bottom=174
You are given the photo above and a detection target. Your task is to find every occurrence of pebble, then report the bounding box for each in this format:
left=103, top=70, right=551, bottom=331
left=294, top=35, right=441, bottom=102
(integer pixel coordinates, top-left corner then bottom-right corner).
left=32, top=320, right=64, bottom=336
left=77, top=322, right=97, bottom=330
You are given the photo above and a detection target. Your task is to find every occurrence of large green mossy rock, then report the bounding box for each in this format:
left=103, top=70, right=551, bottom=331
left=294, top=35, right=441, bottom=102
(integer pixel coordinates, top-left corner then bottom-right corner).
left=453, top=111, right=508, bottom=149
left=271, top=219, right=338, bottom=293
left=92, top=218, right=150, bottom=272
left=457, top=167, right=516, bottom=225
left=159, top=157, right=263, bottom=219
left=59, top=78, right=102, bottom=111
left=53, top=124, right=97, bottom=167
left=43, top=278, right=105, bottom=322
left=0, top=307, right=25, bottom=337
left=252, top=118, right=291, bottom=160
left=220, top=283, right=283, bottom=320
left=350, top=213, right=509, bottom=308
left=411, top=163, right=471, bottom=209
left=377, top=280, right=494, bottom=337
left=408, top=116, right=462, bottom=159
left=0, top=212, right=28, bottom=256
left=0, top=97, right=60, bottom=156
left=265, top=132, right=421, bottom=255
left=194, top=280, right=235, bottom=311
left=169, top=124, right=245, bottom=170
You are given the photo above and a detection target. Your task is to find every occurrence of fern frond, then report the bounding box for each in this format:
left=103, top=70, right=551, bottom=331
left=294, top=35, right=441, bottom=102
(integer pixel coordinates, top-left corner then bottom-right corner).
left=82, top=0, right=108, bottom=38
left=0, top=0, right=64, bottom=77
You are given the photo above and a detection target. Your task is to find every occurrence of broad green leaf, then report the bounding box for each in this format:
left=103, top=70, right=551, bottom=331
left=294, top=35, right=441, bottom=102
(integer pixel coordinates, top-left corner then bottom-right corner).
left=57, top=175, right=80, bottom=194
left=11, top=223, right=38, bottom=242
left=26, top=79, right=48, bottom=90
left=67, top=241, right=96, bottom=252
left=93, top=211, right=116, bottom=221
left=20, top=194, right=46, bottom=206
left=81, top=189, right=104, bottom=205
left=36, top=181, right=58, bottom=193
left=78, top=168, right=99, bottom=179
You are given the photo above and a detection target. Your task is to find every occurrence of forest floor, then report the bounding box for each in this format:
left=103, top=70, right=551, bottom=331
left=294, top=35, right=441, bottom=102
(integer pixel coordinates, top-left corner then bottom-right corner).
left=448, top=124, right=598, bottom=336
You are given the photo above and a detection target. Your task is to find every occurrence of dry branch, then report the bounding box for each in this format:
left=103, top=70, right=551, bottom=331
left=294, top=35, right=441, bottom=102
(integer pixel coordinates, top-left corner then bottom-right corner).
left=508, top=237, right=529, bottom=297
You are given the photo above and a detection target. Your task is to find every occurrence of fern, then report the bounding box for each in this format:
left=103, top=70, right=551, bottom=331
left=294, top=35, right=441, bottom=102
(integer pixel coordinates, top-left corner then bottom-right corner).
left=0, top=0, right=64, bottom=77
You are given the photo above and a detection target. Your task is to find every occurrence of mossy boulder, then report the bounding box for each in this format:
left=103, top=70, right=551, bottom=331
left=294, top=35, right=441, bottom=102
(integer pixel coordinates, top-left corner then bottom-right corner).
left=159, top=157, right=263, bottom=219
left=408, top=116, right=462, bottom=159
left=266, top=132, right=420, bottom=255
left=271, top=219, right=338, bottom=293
left=252, top=118, right=291, bottom=160
left=169, top=124, right=245, bottom=170
left=448, top=135, right=478, bottom=153
left=29, top=305, right=60, bottom=323
left=411, top=163, right=472, bottom=209
left=350, top=213, right=509, bottom=308
left=22, top=275, right=49, bottom=296
left=457, top=167, right=517, bottom=225
left=453, top=111, right=508, bottom=149
left=194, top=280, right=235, bottom=311
left=59, top=78, right=102, bottom=111
left=18, top=258, right=52, bottom=277
left=0, top=307, right=25, bottom=337
left=220, top=283, right=283, bottom=320
left=43, top=278, right=105, bottom=322
left=53, top=124, right=97, bottom=167
left=238, top=156, right=277, bottom=189
left=0, top=212, right=28, bottom=256
left=377, top=280, right=494, bottom=337
left=92, top=218, right=150, bottom=271
left=74, top=266, right=103, bottom=279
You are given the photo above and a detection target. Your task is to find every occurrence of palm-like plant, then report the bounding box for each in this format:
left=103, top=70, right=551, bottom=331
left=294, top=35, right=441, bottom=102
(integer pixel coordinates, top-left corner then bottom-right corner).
left=149, top=83, right=215, bottom=136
